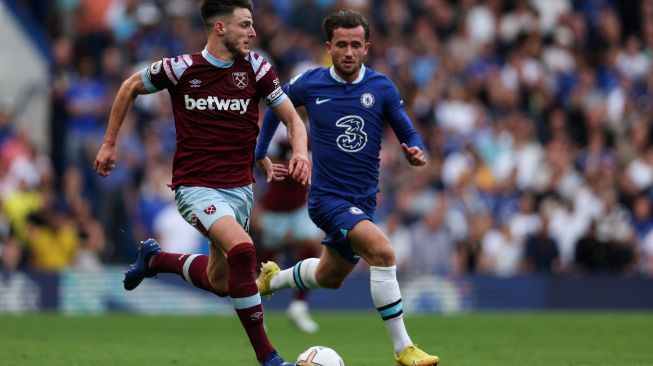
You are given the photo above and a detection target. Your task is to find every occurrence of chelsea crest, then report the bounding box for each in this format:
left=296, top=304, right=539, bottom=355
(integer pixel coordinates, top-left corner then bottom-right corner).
left=360, top=93, right=375, bottom=108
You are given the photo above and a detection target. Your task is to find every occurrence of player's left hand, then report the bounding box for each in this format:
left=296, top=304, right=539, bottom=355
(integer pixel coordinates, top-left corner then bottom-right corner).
left=288, top=152, right=311, bottom=186
left=256, top=157, right=288, bottom=182
left=402, top=143, right=426, bottom=167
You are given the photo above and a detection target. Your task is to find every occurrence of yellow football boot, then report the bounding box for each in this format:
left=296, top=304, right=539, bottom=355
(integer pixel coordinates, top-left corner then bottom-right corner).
left=257, top=261, right=280, bottom=297
left=395, top=345, right=440, bottom=366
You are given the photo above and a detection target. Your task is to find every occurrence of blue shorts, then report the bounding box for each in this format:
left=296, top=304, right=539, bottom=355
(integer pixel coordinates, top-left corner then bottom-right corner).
left=175, top=185, right=253, bottom=240
left=307, top=195, right=376, bottom=263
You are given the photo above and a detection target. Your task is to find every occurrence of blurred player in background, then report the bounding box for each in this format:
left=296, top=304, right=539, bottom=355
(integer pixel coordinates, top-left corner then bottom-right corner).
left=254, top=123, right=323, bottom=333
left=255, top=10, right=439, bottom=366
left=93, top=1, right=309, bottom=365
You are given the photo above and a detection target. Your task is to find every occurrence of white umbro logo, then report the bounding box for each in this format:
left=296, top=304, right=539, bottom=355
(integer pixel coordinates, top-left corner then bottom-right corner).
left=189, top=79, right=202, bottom=87
left=316, top=97, right=332, bottom=105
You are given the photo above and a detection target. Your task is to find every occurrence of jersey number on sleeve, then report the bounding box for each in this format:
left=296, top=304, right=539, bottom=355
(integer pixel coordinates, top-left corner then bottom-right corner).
left=335, top=115, right=368, bottom=153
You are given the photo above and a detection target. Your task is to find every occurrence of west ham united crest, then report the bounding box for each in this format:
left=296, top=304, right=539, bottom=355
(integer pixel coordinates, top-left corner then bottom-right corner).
left=203, top=204, right=216, bottom=215
left=232, top=72, right=248, bottom=89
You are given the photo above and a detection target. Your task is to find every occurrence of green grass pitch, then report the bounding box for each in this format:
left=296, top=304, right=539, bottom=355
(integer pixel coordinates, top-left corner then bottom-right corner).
left=1, top=311, right=652, bottom=365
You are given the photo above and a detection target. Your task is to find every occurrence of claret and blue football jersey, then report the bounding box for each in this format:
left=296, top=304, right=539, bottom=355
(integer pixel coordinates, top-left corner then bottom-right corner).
left=256, top=65, right=424, bottom=201
left=143, top=49, right=286, bottom=190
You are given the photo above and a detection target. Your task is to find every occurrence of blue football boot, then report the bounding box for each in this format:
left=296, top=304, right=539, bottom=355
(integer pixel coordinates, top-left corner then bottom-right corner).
left=261, top=351, right=294, bottom=366
left=123, top=239, right=161, bottom=291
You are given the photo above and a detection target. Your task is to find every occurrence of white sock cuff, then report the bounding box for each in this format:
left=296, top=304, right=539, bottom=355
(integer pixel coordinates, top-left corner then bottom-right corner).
left=292, top=258, right=320, bottom=290
left=370, top=265, right=397, bottom=282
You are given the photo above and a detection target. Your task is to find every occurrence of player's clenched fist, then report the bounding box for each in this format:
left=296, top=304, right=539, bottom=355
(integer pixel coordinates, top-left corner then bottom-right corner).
left=288, top=153, right=311, bottom=186
left=94, top=143, right=117, bottom=177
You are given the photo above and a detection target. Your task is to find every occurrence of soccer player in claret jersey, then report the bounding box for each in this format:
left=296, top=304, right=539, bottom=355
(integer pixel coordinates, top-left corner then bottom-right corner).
left=255, top=10, right=440, bottom=366
left=93, top=1, right=309, bottom=365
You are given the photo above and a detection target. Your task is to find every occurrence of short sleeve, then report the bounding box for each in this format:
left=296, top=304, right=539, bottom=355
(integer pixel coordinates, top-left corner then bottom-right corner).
left=250, top=52, right=287, bottom=107
left=143, top=54, right=194, bottom=92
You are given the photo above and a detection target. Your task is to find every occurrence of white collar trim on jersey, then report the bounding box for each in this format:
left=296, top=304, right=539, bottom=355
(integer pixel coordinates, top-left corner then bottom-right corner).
left=329, top=64, right=366, bottom=84
left=202, top=48, right=234, bottom=68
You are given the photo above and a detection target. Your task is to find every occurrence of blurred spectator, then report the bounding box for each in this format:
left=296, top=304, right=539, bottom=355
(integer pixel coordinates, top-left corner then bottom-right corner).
left=631, top=194, right=653, bottom=275
left=63, top=55, right=109, bottom=169
left=25, top=209, right=78, bottom=272
left=70, top=199, right=105, bottom=270
left=457, top=212, right=492, bottom=274
left=596, top=189, right=634, bottom=245
left=623, top=145, right=653, bottom=194
left=409, top=200, right=456, bottom=275
left=617, top=35, right=650, bottom=81
left=548, top=196, right=588, bottom=272
left=507, top=192, right=541, bottom=244
left=50, top=37, right=74, bottom=180
left=574, top=220, right=607, bottom=274
left=2, top=179, right=43, bottom=244
left=479, top=220, right=524, bottom=277
left=523, top=216, right=561, bottom=275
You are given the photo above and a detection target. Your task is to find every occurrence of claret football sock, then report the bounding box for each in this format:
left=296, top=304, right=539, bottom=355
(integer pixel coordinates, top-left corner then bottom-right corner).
left=370, top=265, right=413, bottom=354
left=228, top=243, right=275, bottom=362
left=149, top=252, right=226, bottom=296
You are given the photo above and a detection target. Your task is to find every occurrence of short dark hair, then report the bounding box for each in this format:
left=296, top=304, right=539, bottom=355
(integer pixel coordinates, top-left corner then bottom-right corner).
left=322, top=10, right=370, bottom=42
left=201, top=0, right=254, bottom=27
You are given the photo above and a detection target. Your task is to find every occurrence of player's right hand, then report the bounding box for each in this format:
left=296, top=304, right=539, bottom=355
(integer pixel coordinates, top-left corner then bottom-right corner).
left=256, top=156, right=288, bottom=182
left=93, top=143, right=117, bottom=177
left=288, top=152, right=311, bottom=186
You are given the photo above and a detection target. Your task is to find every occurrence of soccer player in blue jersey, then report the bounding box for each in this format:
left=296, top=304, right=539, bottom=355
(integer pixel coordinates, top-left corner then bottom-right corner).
left=255, top=10, right=439, bottom=366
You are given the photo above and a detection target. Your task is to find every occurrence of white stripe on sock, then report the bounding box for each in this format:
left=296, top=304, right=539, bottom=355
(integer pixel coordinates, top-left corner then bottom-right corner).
left=182, top=254, right=200, bottom=284
left=232, top=293, right=262, bottom=309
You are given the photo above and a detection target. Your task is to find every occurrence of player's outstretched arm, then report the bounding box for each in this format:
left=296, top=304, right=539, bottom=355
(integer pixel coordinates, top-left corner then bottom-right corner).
left=401, top=143, right=427, bottom=167
left=271, top=98, right=311, bottom=185
left=94, top=71, right=151, bottom=177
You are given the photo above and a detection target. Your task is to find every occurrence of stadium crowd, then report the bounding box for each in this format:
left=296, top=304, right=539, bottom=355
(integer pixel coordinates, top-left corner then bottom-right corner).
left=1, top=0, right=652, bottom=278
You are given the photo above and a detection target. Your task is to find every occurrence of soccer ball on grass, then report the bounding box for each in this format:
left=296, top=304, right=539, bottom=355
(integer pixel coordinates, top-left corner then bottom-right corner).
left=295, top=346, right=344, bottom=366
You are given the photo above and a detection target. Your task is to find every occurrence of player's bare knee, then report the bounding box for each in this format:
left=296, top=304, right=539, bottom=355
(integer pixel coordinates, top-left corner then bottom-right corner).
left=368, top=247, right=395, bottom=267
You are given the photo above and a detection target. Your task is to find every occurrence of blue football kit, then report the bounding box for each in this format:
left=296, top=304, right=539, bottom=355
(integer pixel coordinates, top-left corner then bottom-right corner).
left=256, top=65, right=424, bottom=262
